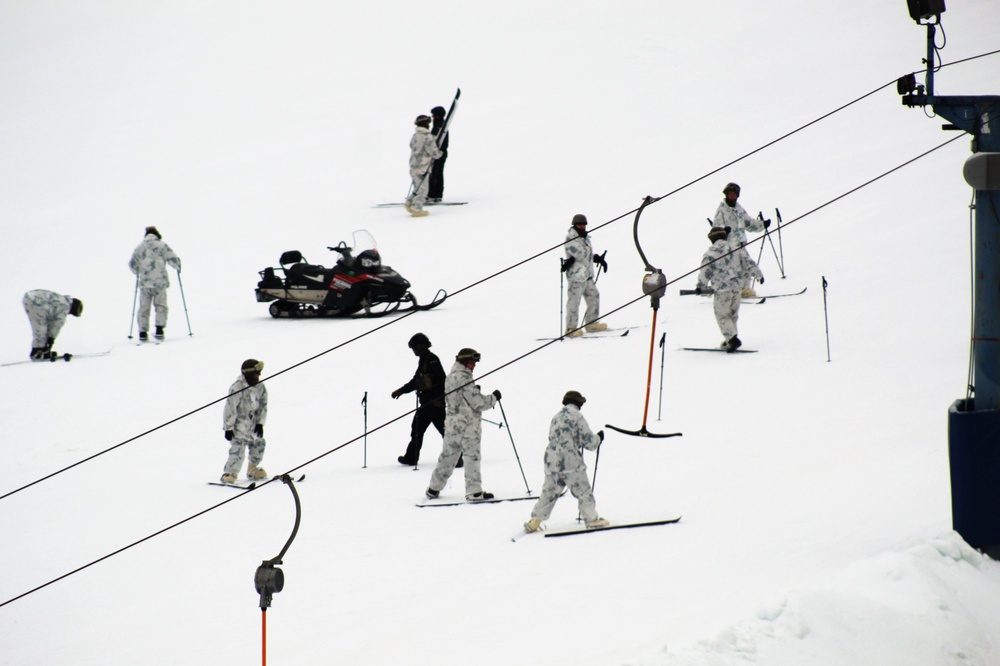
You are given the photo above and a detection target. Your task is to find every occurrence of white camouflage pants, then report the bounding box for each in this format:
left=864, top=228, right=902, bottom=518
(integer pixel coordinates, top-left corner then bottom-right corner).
left=137, top=287, right=168, bottom=332
left=22, top=297, right=65, bottom=348
left=530, top=469, right=598, bottom=523
left=223, top=435, right=266, bottom=478
left=429, top=432, right=483, bottom=497
left=407, top=168, right=431, bottom=211
left=565, top=279, right=600, bottom=331
left=712, top=288, right=741, bottom=340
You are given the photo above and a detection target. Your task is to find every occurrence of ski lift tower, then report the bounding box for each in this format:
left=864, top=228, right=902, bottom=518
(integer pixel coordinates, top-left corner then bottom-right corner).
left=899, top=0, right=1000, bottom=558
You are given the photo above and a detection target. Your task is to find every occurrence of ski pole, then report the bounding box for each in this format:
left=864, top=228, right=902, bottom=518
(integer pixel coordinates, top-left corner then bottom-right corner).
left=657, top=331, right=666, bottom=421
left=591, top=439, right=602, bottom=493
left=362, top=392, right=368, bottom=468
left=776, top=208, right=786, bottom=276
left=128, top=276, right=138, bottom=339
left=482, top=417, right=505, bottom=429
left=822, top=276, right=831, bottom=362
left=497, top=399, right=531, bottom=494
left=559, top=258, right=565, bottom=339
left=177, top=273, right=193, bottom=336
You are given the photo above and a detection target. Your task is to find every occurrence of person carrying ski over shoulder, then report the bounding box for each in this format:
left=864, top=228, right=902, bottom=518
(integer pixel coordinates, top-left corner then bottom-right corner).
left=22, top=290, right=83, bottom=360
left=427, top=105, right=449, bottom=203
left=523, top=391, right=608, bottom=533
left=405, top=114, right=443, bottom=218
left=128, top=226, right=181, bottom=341
left=426, top=348, right=499, bottom=502
left=695, top=226, right=763, bottom=353
left=220, top=359, right=269, bottom=484
left=562, top=214, right=608, bottom=337
left=711, top=182, right=769, bottom=298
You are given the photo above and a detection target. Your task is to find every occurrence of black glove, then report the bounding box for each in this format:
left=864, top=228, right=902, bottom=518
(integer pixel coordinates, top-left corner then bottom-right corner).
left=597, top=429, right=605, bottom=442
left=759, top=276, right=765, bottom=285
left=593, top=253, right=608, bottom=273
left=763, top=218, right=771, bottom=229
left=254, top=424, right=264, bottom=437
left=225, top=430, right=234, bottom=441
left=391, top=388, right=403, bottom=399
left=492, top=389, right=502, bottom=401
left=561, top=257, right=575, bottom=273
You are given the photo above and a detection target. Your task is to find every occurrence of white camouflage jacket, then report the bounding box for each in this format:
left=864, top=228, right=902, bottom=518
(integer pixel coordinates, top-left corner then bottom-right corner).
left=129, top=233, right=181, bottom=289
left=564, top=227, right=595, bottom=283
left=544, top=404, right=601, bottom=474
left=409, top=127, right=442, bottom=174
left=444, top=361, right=497, bottom=441
left=223, top=375, right=268, bottom=439
left=696, top=238, right=763, bottom=292
left=712, top=200, right=765, bottom=245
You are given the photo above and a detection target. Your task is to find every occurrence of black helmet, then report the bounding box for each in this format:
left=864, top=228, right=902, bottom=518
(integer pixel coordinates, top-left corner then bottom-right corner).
left=408, top=333, right=431, bottom=349
left=241, top=358, right=264, bottom=374
left=723, top=182, right=741, bottom=196
left=562, top=390, right=586, bottom=407
left=69, top=298, right=84, bottom=317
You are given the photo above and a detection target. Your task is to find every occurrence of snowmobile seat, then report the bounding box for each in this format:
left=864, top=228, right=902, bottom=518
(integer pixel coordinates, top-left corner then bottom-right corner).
left=287, top=262, right=328, bottom=285
left=258, top=267, right=283, bottom=289
left=280, top=250, right=305, bottom=266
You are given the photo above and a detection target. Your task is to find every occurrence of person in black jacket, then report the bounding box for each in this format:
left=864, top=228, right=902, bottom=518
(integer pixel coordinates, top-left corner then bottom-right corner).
left=427, top=106, right=448, bottom=203
left=391, top=332, right=461, bottom=467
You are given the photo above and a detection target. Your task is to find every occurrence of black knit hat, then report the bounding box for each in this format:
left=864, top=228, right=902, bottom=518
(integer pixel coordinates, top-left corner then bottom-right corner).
left=69, top=298, right=83, bottom=317
left=415, top=115, right=431, bottom=128
left=456, top=348, right=481, bottom=362
left=145, top=226, right=162, bottom=239
left=431, top=106, right=446, bottom=118
left=408, top=332, right=431, bottom=349
left=562, top=390, right=586, bottom=407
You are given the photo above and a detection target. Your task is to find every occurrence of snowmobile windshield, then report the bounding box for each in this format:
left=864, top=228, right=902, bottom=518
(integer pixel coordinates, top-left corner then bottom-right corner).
left=350, top=230, right=378, bottom=255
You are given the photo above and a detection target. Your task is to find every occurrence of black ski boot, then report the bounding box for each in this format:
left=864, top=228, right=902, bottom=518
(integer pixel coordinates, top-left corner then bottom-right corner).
left=726, top=336, right=742, bottom=353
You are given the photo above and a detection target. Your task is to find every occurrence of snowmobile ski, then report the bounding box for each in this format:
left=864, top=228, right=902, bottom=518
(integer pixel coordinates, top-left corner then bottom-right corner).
left=681, top=347, right=757, bottom=353
left=374, top=201, right=468, bottom=208
left=417, top=494, right=537, bottom=508
left=544, top=516, right=681, bottom=538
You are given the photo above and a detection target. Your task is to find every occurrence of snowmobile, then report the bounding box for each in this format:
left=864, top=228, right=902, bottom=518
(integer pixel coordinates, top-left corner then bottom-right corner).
left=255, top=230, right=446, bottom=318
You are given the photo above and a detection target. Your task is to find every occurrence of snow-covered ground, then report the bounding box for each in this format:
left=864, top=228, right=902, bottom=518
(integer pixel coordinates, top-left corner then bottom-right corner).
left=2, top=2, right=1000, bottom=664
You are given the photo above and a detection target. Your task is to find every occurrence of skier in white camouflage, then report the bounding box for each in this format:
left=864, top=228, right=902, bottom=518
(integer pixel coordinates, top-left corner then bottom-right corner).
left=562, top=214, right=608, bottom=337
left=711, top=182, right=769, bottom=297
left=22, top=289, right=83, bottom=360
left=404, top=114, right=442, bottom=218
left=426, top=348, right=500, bottom=502
left=128, top=226, right=181, bottom=341
left=523, top=390, right=608, bottom=533
left=695, top=226, right=763, bottom=353
left=220, top=359, right=269, bottom=484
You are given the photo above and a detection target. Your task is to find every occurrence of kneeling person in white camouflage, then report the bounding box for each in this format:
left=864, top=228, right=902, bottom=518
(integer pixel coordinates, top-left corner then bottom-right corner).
left=524, top=391, right=608, bottom=532
left=426, top=348, right=500, bottom=502
left=695, top=226, right=763, bottom=353
left=221, top=359, right=269, bottom=484
left=22, top=289, right=83, bottom=360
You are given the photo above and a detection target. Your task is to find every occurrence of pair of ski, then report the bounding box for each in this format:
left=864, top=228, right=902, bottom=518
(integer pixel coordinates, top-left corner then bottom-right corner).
left=208, top=474, right=306, bottom=490
left=536, top=327, right=630, bottom=342
left=417, top=494, right=681, bottom=539
left=678, top=286, right=807, bottom=303
left=1, top=351, right=111, bottom=367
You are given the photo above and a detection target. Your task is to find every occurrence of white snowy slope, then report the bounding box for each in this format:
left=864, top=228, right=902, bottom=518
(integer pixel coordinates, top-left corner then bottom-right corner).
left=2, top=2, right=1000, bottom=665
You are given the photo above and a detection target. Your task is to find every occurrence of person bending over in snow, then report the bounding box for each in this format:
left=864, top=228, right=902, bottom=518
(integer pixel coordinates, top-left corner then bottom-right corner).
left=562, top=214, right=608, bottom=337
left=695, top=226, right=763, bottom=353
left=524, top=391, right=608, bottom=533
left=22, top=289, right=83, bottom=360
left=426, top=348, right=500, bottom=502
left=711, top=182, right=769, bottom=298
left=220, top=359, right=269, bottom=484
left=128, top=225, right=181, bottom=341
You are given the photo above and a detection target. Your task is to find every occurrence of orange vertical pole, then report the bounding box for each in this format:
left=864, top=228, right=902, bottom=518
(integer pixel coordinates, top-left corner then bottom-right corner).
left=262, top=609, right=267, bottom=666
left=640, top=307, right=658, bottom=427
